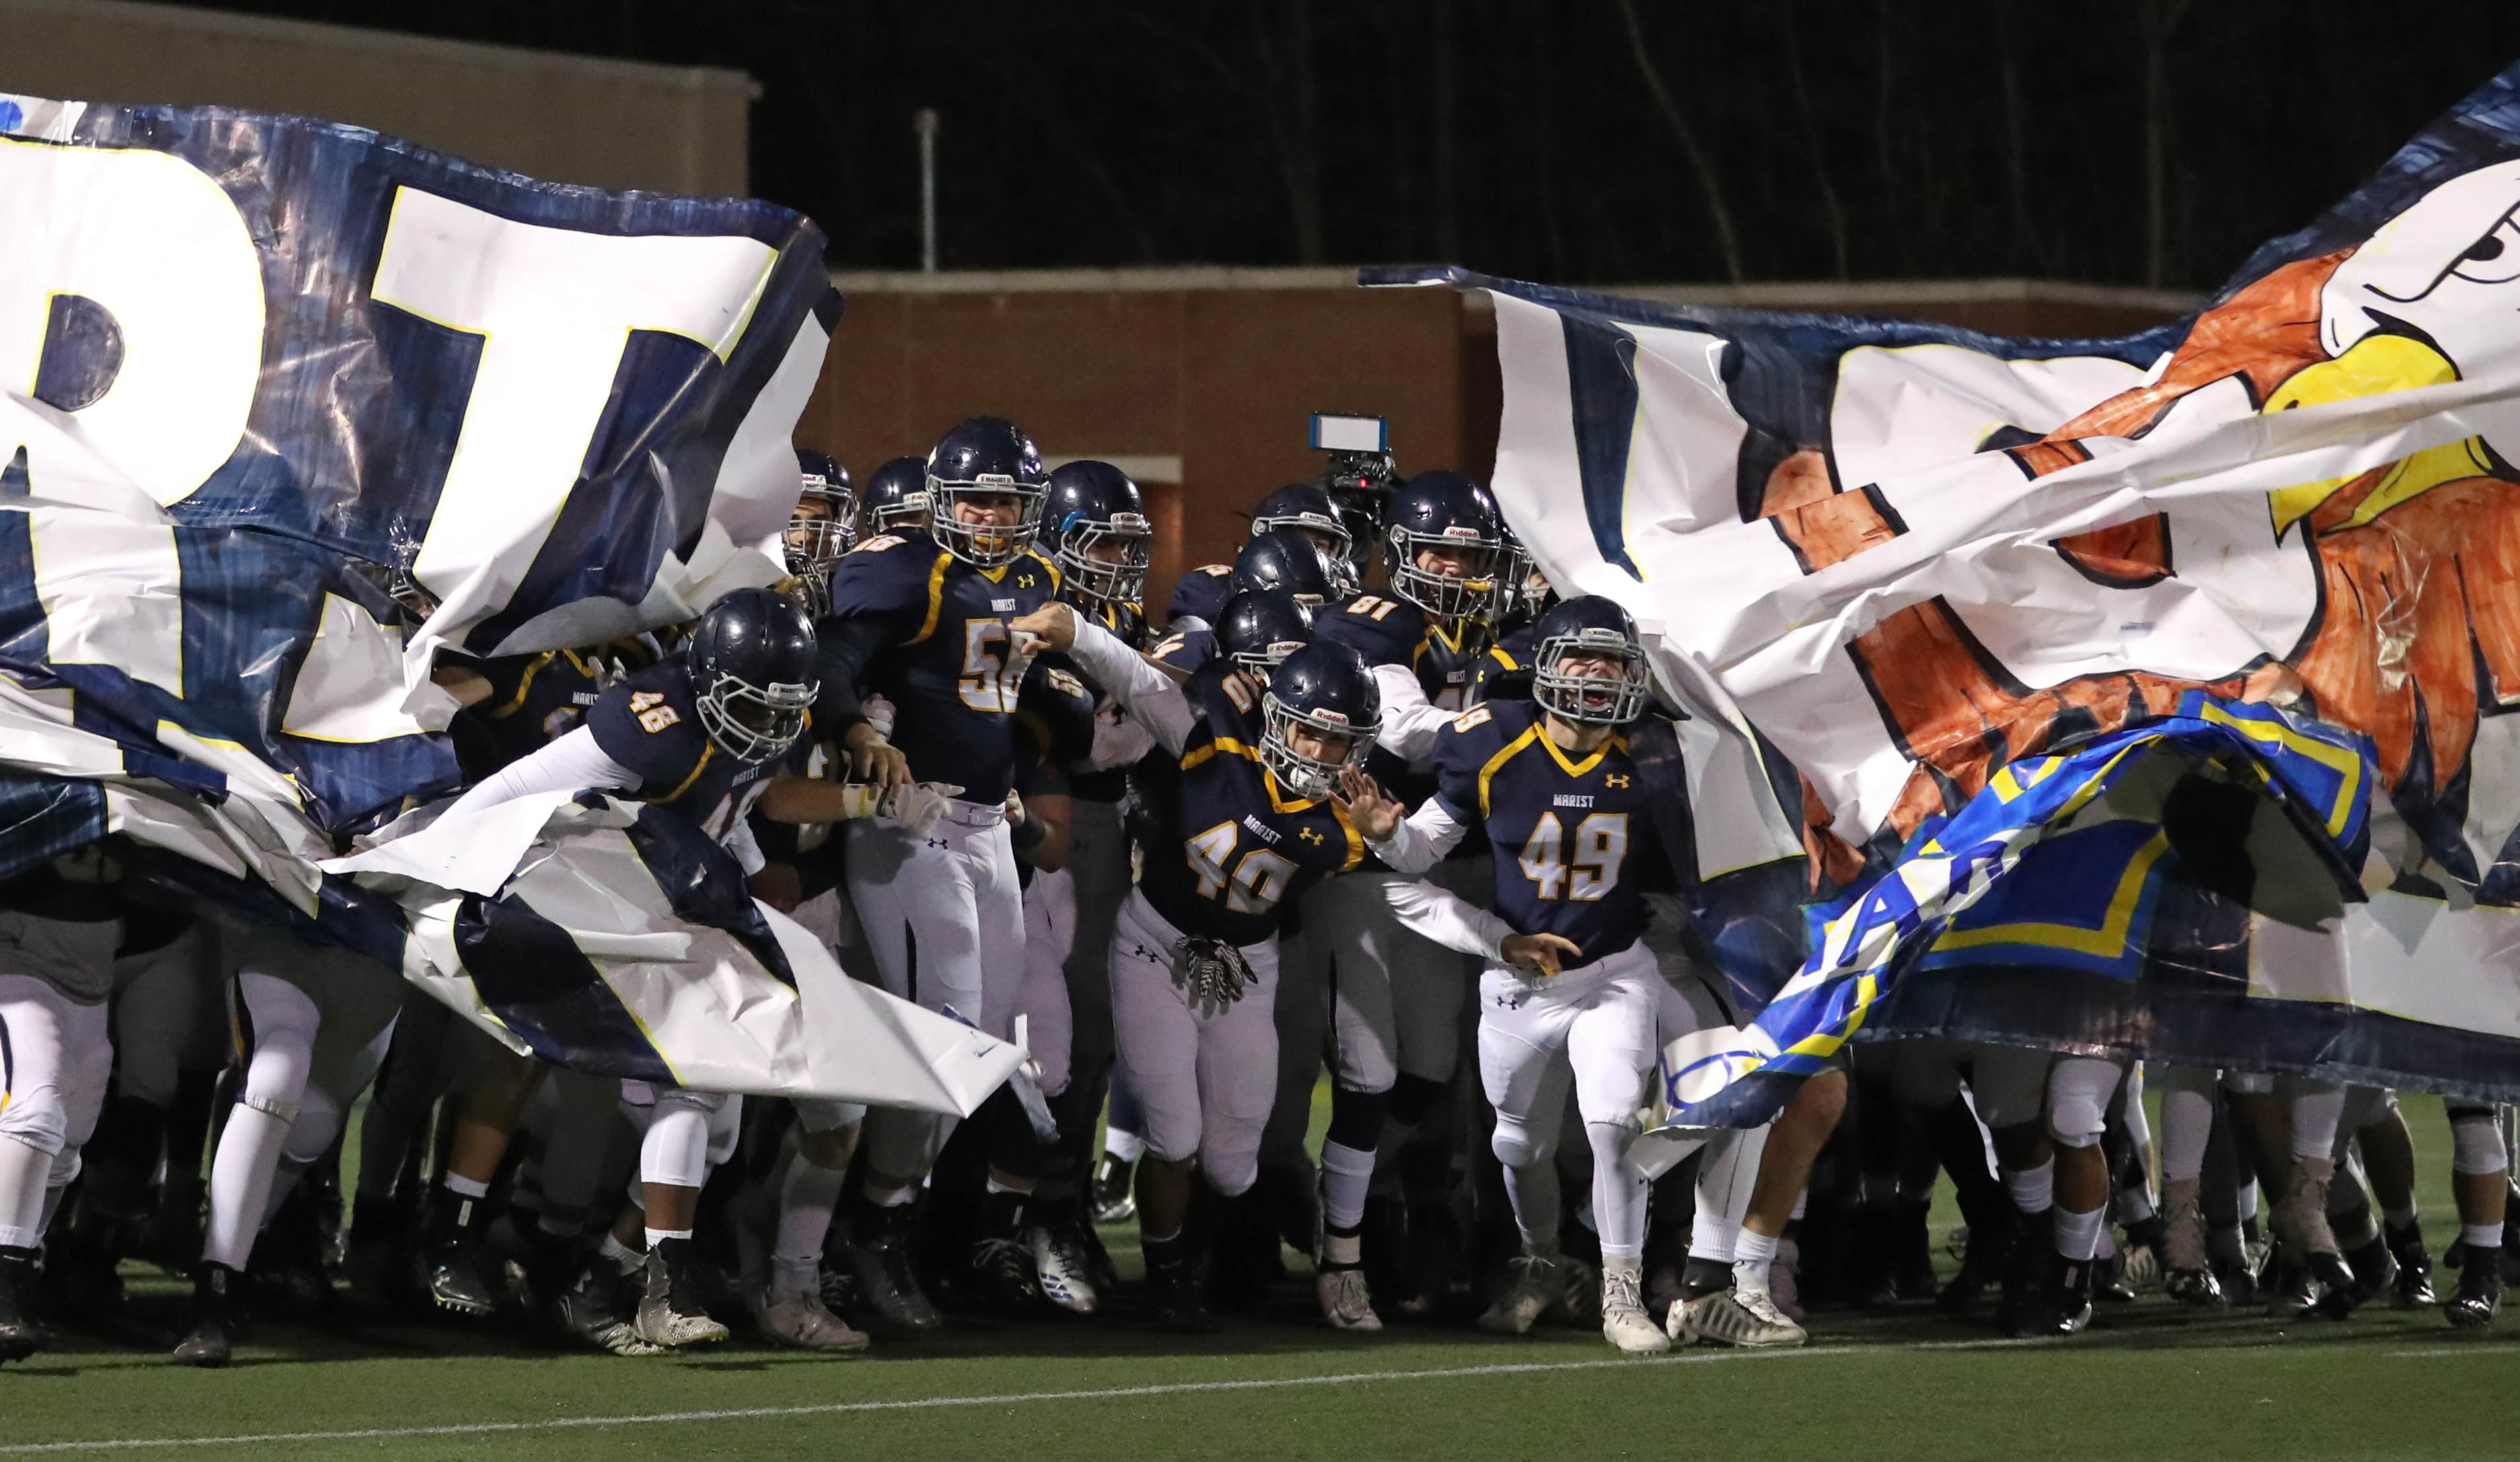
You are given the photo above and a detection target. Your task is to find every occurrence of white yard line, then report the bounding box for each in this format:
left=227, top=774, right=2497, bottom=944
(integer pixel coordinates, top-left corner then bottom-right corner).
left=0, top=1346, right=1865, bottom=1455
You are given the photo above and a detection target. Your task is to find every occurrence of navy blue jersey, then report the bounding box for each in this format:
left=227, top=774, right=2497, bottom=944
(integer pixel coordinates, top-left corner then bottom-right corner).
left=1166, top=563, right=1233, bottom=627
left=1065, top=600, right=1147, bottom=804
left=586, top=660, right=782, bottom=845
left=1468, top=623, right=1536, bottom=707
left=1146, top=625, right=1215, bottom=677
left=1139, top=662, right=1363, bottom=947
left=1316, top=592, right=1490, bottom=712
left=1430, top=699, right=1678, bottom=967
left=457, top=648, right=610, bottom=779
left=821, top=530, right=1060, bottom=806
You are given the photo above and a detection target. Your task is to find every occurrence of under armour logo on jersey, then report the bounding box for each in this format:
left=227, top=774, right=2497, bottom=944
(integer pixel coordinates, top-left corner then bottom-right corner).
left=1017, top=574, right=1036, bottom=588
left=925, top=838, right=950, bottom=850
left=1299, top=827, right=1324, bottom=845
left=1605, top=773, right=1632, bottom=788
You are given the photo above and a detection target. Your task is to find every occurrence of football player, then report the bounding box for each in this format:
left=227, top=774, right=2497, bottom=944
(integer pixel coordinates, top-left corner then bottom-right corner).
left=0, top=843, right=124, bottom=1364
left=1295, top=468, right=1513, bottom=1329
left=857, top=456, right=933, bottom=539
left=1249, top=483, right=1360, bottom=597
left=421, top=588, right=824, bottom=1353
left=810, top=417, right=1059, bottom=1331
left=786, top=449, right=857, bottom=615
left=1340, top=596, right=1690, bottom=1353
left=1014, top=596, right=1395, bottom=1331
left=1023, top=461, right=1159, bottom=1313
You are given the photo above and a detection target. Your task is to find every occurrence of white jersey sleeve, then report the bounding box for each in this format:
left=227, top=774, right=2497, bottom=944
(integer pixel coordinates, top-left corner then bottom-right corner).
left=443, top=725, right=641, bottom=820
left=1369, top=795, right=1472, bottom=875
left=1069, top=621, right=1196, bottom=757
left=1379, top=876, right=1515, bottom=964
left=1370, top=664, right=1452, bottom=763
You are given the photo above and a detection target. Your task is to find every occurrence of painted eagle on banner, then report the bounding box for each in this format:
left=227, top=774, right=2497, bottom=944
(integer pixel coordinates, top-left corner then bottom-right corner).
left=1373, top=61, right=2520, bottom=1121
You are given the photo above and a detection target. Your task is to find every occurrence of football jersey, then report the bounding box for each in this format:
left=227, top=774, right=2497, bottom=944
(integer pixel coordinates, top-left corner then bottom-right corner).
left=1147, top=625, right=1215, bottom=678
left=1138, top=662, right=1365, bottom=948
left=1318, top=592, right=1492, bottom=813
left=1468, top=623, right=1536, bottom=707
left=821, top=530, right=1060, bottom=806
left=1064, top=600, right=1148, bottom=804
left=1017, top=656, right=1103, bottom=801
left=1430, top=698, right=1680, bottom=967
left=456, top=648, right=611, bottom=780
left=586, top=660, right=783, bottom=845
left=1165, top=563, right=1233, bottom=627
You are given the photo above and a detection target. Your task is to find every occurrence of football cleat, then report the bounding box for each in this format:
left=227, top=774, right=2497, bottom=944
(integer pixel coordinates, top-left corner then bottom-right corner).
left=1030, top=1224, right=1100, bottom=1315
left=1091, top=1152, right=1137, bottom=1226
left=426, top=1232, right=503, bottom=1317
left=2164, top=1264, right=2228, bottom=1310
left=1144, top=1234, right=1220, bottom=1335
left=0, top=1245, right=50, bottom=1363
left=968, top=1234, right=1046, bottom=1312
left=1480, top=1251, right=1570, bottom=1337
left=1890, top=1201, right=1941, bottom=1302
left=816, top=1257, right=859, bottom=1317
left=635, top=1239, right=729, bottom=1348
left=1315, top=1263, right=1382, bottom=1332
left=2118, top=1240, right=2162, bottom=1293
left=753, top=1290, right=870, bottom=1353
left=553, top=1263, right=667, bottom=1357
left=850, top=1212, right=943, bottom=1334
left=1599, top=1266, right=1669, bottom=1354
left=2388, top=1225, right=2437, bottom=1307
left=2445, top=1245, right=2503, bottom=1330
left=2011, top=1255, right=2095, bottom=1337
left=2341, top=1232, right=2398, bottom=1309
left=1768, top=1232, right=1805, bottom=1321
left=170, top=1261, right=243, bottom=1368
left=1677, top=1288, right=1806, bottom=1348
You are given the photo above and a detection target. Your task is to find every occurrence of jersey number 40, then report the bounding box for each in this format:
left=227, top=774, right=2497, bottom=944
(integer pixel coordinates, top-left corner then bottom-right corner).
left=1188, top=822, right=1299, bottom=914
left=1518, top=812, right=1628, bottom=901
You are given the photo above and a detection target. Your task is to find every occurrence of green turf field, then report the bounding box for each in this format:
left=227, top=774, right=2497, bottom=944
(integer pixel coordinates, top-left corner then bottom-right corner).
left=2, top=1094, right=2507, bottom=1461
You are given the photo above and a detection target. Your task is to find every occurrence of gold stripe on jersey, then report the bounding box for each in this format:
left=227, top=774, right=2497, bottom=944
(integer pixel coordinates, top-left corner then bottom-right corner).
left=1478, top=724, right=1543, bottom=818
left=486, top=652, right=553, bottom=720
left=906, top=550, right=953, bottom=645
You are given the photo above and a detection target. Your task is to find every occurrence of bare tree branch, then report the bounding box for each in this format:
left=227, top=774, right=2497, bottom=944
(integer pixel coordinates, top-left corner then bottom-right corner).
left=1611, top=0, right=1743, bottom=283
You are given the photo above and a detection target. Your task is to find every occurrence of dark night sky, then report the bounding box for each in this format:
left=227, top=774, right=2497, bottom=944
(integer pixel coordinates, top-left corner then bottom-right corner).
left=164, top=1, right=2520, bottom=289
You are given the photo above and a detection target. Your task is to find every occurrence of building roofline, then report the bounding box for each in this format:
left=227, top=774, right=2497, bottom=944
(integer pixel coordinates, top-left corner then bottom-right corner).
left=0, top=0, right=760, bottom=97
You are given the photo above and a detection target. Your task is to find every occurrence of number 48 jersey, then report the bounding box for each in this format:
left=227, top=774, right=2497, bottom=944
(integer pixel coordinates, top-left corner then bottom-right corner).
left=821, top=529, right=1060, bottom=806
left=1138, top=662, right=1365, bottom=948
left=1429, top=698, right=1679, bottom=967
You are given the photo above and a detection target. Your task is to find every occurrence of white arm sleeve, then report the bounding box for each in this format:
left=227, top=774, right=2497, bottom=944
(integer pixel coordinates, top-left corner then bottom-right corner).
left=1371, top=663, right=1454, bottom=762
left=443, top=725, right=643, bottom=820
left=1069, top=621, right=1196, bottom=757
left=1369, top=796, right=1472, bottom=876
left=1381, top=877, right=1515, bottom=964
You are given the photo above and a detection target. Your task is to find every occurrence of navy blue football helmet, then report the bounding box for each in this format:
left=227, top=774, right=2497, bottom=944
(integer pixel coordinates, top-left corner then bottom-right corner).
left=786, top=448, right=857, bottom=613
left=685, top=588, right=819, bottom=763
left=1260, top=643, right=1380, bottom=799
left=1382, top=470, right=1509, bottom=623
left=1213, top=588, right=1314, bottom=683
left=1248, top=483, right=1357, bottom=596
left=1530, top=595, right=1650, bottom=726
left=1040, top=460, right=1152, bottom=611
left=859, top=456, right=932, bottom=537
left=1231, top=528, right=1341, bottom=608
left=925, top=417, right=1049, bottom=568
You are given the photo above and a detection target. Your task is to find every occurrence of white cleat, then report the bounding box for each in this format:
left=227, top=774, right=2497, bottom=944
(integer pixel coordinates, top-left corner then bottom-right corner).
left=1030, top=1226, right=1100, bottom=1315
left=1317, top=1265, right=1383, bottom=1332
left=1600, top=1267, right=1669, bottom=1354
left=753, top=1290, right=870, bottom=1353
left=1480, top=1252, right=1567, bottom=1336
left=1678, top=1288, right=1807, bottom=1348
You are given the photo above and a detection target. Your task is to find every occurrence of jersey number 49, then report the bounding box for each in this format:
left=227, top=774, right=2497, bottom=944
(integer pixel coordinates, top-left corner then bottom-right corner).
left=1518, top=812, right=1628, bottom=901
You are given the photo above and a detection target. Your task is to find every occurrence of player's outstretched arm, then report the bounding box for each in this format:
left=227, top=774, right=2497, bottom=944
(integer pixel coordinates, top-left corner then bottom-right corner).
left=1368, top=663, right=1455, bottom=761
left=441, top=724, right=643, bottom=819
left=1017, top=604, right=1196, bottom=756
left=1334, top=769, right=1466, bottom=875
left=1380, top=876, right=1520, bottom=964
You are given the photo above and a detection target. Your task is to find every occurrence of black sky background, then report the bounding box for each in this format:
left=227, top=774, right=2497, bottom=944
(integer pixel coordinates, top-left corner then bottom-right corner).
left=165, top=0, right=2520, bottom=289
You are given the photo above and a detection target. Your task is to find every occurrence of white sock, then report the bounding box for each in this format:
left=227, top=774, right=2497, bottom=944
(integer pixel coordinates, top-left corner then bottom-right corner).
left=1103, top=1129, right=1144, bottom=1165
left=771, top=1155, right=847, bottom=1300
left=2288, top=1082, right=2346, bottom=1162
left=2006, top=1158, right=2055, bottom=1216
left=599, top=1232, right=644, bottom=1272
left=1501, top=1159, right=1561, bottom=1255
left=1585, top=1122, right=1649, bottom=1263
left=2464, top=1223, right=2504, bottom=1250
left=643, top=1226, right=693, bottom=1249
left=1319, top=1140, right=1375, bottom=1235
left=0, top=1135, right=48, bottom=1249
left=2384, top=1204, right=2419, bottom=1231
left=444, top=1171, right=490, bottom=1201
left=203, top=1105, right=291, bottom=1272
left=1688, top=1209, right=1738, bottom=1264
left=2053, top=1203, right=2106, bottom=1262
left=2237, top=1181, right=2260, bottom=1222
left=2118, top=1185, right=2157, bottom=1224
left=1734, top=1228, right=1780, bottom=1295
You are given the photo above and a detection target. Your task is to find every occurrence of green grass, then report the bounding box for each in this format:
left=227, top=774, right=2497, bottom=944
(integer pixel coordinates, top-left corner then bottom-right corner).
left=2, top=1094, right=2503, bottom=1461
